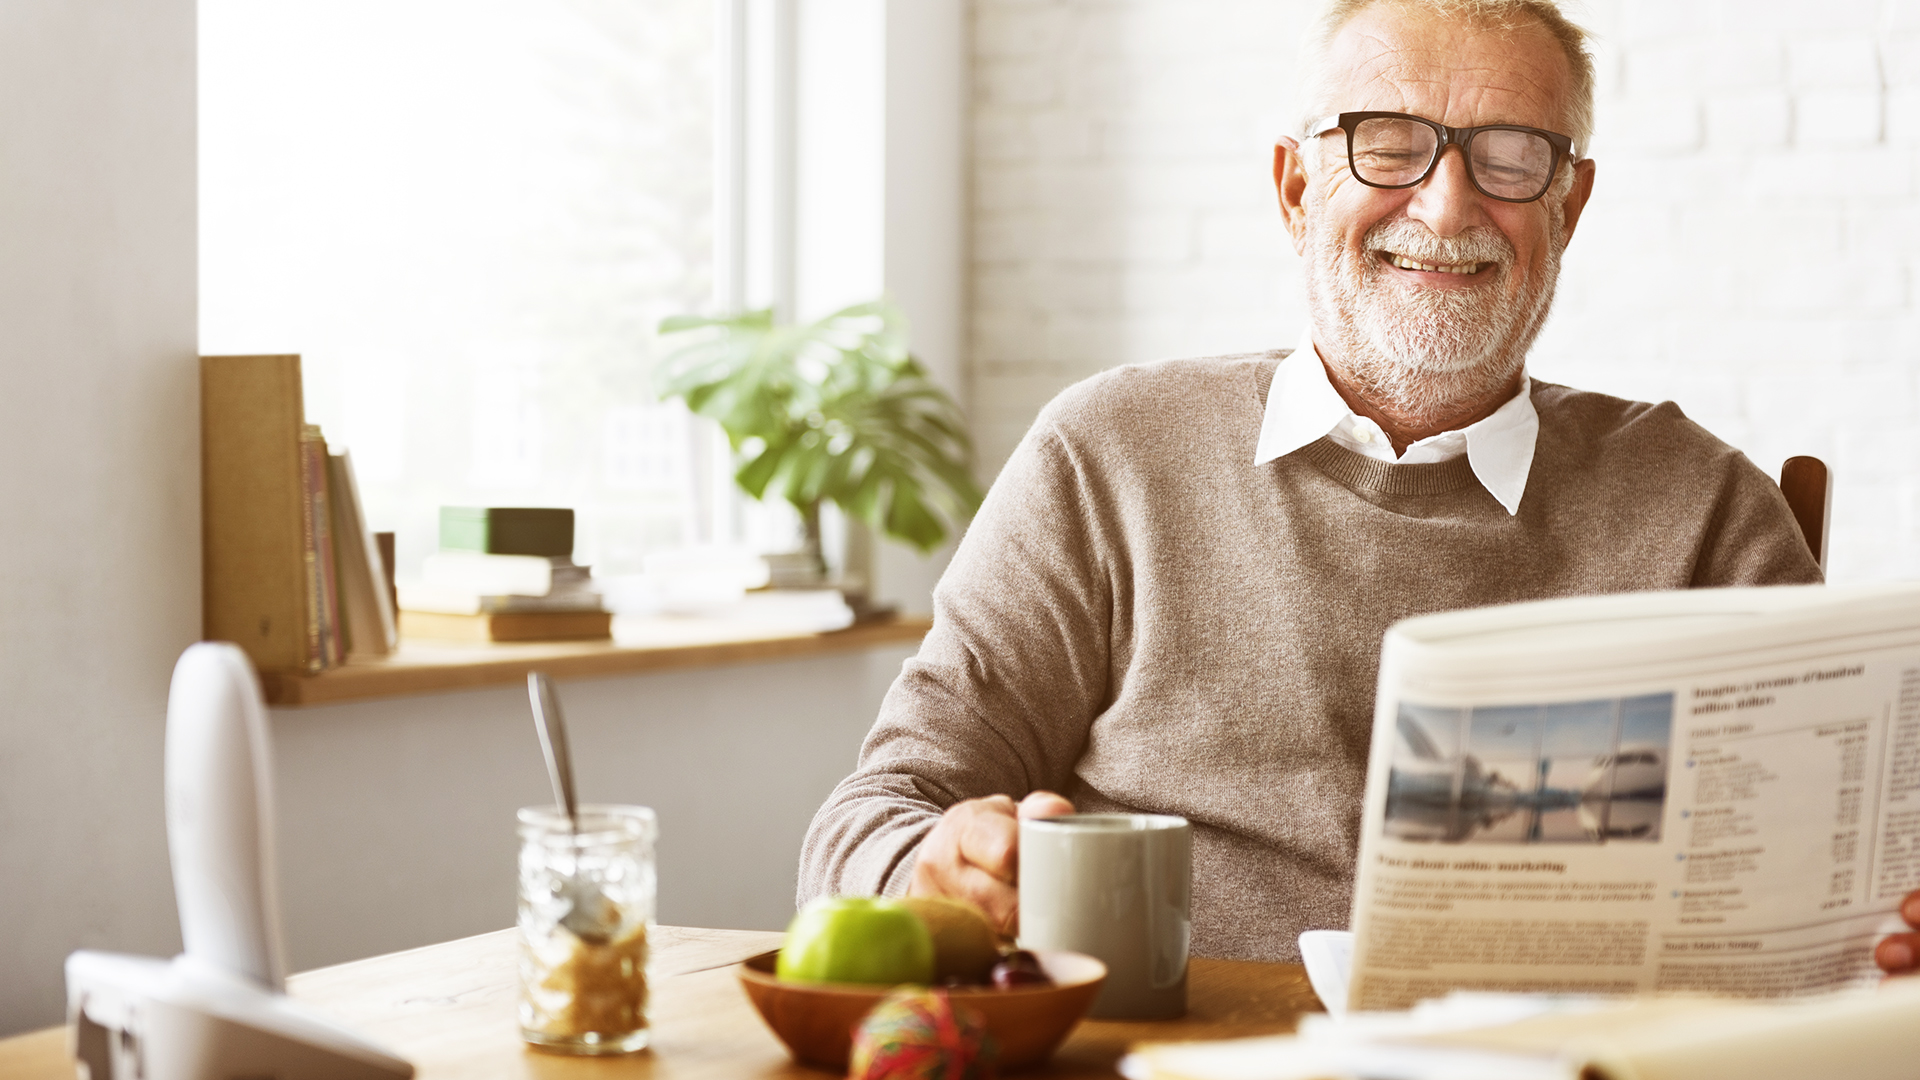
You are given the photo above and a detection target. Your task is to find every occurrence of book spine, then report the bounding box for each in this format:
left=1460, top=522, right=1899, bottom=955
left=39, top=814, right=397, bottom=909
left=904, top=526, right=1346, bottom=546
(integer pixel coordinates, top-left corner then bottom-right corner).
left=316, top=432, right=345, bottom=667
left=300, top=426, right=341, bottom=670
left=329, top=450, right=399, bottom=658
left=200, top=355, right=312, bottom=673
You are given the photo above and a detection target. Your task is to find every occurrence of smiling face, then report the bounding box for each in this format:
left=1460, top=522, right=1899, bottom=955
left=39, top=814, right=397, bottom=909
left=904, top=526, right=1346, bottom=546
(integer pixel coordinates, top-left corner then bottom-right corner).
left=1276, top=2, right=1596, bottom=433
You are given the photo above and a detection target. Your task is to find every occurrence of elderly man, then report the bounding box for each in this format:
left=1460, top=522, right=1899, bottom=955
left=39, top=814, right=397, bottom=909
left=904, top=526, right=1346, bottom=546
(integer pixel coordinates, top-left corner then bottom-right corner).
left=799, top=0, right=1830, bottom=963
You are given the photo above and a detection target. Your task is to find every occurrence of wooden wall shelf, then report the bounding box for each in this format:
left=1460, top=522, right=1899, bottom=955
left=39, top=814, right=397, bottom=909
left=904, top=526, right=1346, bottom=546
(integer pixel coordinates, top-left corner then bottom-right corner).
left=259, top=616, right=931, bottom=707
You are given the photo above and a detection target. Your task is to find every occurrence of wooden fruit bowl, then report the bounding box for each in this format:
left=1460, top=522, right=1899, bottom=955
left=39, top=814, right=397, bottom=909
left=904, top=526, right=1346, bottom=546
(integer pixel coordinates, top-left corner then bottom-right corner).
left=736, top=948, right=1107, bottom=1071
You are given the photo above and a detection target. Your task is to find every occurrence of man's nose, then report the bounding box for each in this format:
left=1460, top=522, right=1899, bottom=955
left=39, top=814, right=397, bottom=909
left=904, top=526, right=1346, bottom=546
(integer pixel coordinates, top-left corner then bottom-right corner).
left=1403, top=144, right=1482, bottom=237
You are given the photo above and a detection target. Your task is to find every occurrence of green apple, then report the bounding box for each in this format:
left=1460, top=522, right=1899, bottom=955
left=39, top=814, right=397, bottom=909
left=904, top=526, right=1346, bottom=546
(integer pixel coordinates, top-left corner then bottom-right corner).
left=776, top=896, right=936, bottom=986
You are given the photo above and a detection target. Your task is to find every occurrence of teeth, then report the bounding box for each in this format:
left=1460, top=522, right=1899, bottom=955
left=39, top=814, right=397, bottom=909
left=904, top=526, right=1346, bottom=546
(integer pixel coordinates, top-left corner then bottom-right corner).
left=1388, top=253, right=1483, bottom=274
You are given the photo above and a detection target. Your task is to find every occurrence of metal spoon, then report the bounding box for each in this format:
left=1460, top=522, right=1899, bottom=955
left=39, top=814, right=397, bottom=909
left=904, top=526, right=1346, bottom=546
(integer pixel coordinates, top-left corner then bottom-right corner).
left=529, top=671, right=617, bottom=944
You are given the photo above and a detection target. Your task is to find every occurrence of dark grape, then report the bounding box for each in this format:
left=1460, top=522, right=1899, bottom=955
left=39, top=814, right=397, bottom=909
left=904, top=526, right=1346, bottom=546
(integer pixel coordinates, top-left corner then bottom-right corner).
left=989, top=950, right=1052, bottom=989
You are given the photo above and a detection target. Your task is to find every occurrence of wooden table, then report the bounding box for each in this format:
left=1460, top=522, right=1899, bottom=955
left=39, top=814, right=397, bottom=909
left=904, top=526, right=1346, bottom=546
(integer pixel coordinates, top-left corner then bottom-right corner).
left=0, top=926, right=1322, bottom=1079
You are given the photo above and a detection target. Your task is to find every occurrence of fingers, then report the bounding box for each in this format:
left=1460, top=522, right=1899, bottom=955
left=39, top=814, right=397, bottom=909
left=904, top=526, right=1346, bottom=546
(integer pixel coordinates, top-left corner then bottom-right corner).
left=907, top=792, right=1078, bottom=937
left=910, top=796, right=1022, bottom=933
left=1878, top=890, right=1920, bottom=978
left=1877, top=932, right=1920, bottom=976
left=910, top=858, right=1020, bottom=935
left=956, top=796, right=1024, bottom=878
left=1018, top=790, right=1076, bottom=820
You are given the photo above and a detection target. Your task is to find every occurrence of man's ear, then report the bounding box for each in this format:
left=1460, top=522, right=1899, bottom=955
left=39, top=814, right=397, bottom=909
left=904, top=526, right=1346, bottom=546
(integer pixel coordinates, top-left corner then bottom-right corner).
left=1557, top=157, right=1597, bottom=244
left=1273, top=137, right=1312, bottom=255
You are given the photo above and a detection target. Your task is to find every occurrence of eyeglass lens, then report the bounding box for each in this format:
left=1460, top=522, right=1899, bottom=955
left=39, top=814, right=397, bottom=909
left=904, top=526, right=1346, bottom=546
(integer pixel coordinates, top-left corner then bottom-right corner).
left=1349, top=116, right=1556, bottom=201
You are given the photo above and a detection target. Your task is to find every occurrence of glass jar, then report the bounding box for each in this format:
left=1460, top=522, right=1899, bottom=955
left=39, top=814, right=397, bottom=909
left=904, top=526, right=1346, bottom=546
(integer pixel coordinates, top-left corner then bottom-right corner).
left=516, top=804, right=657, bottom=1054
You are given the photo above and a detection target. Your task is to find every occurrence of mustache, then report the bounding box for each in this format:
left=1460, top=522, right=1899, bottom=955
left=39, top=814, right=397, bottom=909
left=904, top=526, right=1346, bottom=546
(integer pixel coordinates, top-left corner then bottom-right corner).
left=1363, top=218, right=1514, bottom=266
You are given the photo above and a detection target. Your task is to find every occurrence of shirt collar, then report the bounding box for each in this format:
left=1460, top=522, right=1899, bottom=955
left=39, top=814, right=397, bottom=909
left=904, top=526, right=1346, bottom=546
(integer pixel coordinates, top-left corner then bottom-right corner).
left=1253, top=327, right=1540, bottom=516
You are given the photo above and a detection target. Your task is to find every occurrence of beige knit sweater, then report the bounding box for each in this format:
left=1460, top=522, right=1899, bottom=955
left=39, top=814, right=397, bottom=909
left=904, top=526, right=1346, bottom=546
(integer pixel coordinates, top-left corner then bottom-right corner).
left=799, top=354, right=1823, bottom=962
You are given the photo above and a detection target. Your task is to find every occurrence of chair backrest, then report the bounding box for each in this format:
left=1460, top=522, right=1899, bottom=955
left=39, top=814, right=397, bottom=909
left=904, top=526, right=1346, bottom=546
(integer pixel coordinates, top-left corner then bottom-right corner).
left=1778, top=456, right=1830, bottom=572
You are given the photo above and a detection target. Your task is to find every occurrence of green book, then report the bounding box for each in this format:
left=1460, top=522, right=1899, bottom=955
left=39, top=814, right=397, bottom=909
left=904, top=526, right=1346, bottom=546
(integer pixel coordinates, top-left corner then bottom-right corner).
left=439, top=507, right=575, bottom=558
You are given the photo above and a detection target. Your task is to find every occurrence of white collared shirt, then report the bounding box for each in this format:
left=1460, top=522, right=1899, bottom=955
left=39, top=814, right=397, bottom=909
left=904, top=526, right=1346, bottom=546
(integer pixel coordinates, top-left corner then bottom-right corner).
left=1252, top=328, right=1539, bottom=515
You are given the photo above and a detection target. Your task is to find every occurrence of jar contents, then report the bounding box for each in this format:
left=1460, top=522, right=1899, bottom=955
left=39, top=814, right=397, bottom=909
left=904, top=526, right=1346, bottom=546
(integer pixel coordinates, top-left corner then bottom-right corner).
left=521, top=918, right=650, bottom=1042
left=517, top=804, right=657, bottom=1054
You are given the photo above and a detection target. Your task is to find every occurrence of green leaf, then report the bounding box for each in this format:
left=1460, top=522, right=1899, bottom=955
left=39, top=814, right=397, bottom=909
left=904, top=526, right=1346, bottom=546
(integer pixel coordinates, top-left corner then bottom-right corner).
left=883, top=484, right=946, bottom=552
left=651, top=297, right=984, bottom=550
left=657, top=313, right=718, bottom=334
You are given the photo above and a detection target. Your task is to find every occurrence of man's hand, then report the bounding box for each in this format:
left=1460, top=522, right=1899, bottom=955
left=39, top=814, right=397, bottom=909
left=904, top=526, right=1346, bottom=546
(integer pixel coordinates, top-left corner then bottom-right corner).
left=1876, top=890, right=1920, bottom=977
left=908, top=791, right=1074, bottom=936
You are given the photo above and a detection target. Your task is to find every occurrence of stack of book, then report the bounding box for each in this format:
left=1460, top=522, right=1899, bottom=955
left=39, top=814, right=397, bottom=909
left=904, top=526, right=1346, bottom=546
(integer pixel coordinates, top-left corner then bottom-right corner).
left=398, top=508, right=612, bottom=642
left=202, top=355, right=399, bottom=675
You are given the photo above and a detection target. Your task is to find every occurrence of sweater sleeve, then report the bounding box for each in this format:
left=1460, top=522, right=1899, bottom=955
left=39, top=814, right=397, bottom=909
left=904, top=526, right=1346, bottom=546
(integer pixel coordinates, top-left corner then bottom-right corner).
left=797, top=415, right=1117, bottom=903
left=1691, top=449, right=1825, bottom=588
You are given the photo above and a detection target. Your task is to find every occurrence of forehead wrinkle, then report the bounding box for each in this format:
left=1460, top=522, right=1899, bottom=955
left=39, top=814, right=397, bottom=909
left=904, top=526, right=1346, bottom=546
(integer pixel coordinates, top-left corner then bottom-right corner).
left=1441, top=65, right=1568, bottom=129
left=1328, top=17, right=1572, bottom=131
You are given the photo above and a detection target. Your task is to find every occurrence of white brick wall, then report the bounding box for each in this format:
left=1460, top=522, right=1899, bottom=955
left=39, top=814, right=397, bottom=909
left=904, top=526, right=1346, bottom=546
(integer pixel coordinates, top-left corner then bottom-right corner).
left=969, top=0, right=1920, bottom=583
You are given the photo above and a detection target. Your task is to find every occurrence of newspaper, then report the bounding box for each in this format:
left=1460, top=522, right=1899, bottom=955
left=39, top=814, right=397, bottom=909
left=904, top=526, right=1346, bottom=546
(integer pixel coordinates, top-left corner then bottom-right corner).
left=1346, top=582, right=1920, bottom=1012
left=1121, top=978, right=1920, bottom=1080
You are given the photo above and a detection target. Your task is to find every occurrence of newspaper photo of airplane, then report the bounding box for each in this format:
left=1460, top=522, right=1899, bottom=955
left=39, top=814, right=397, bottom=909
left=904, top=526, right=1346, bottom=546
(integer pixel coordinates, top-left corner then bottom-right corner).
left=1383, top=694, right=1674, bottom=845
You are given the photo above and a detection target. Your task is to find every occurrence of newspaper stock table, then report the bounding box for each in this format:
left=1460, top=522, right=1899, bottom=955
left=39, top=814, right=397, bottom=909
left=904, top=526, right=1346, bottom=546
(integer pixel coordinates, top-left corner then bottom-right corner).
left=0, top=926, right=1323, bottom=1080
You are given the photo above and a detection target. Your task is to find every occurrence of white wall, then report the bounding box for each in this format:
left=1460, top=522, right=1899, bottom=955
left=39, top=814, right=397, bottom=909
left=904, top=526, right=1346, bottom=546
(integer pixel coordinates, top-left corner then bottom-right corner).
left=0, top=0, right=201, bottom=1038
left=971, top=1, right=1308, bottom=472
left=271, top=646, right=914, bottom=971
left=970, top=0, right=1920, bottom=583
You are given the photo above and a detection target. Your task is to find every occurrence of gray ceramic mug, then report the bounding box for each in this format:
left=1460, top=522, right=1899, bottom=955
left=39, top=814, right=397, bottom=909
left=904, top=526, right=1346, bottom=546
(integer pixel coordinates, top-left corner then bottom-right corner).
left=1017, top=813, right=1191, bottom=1020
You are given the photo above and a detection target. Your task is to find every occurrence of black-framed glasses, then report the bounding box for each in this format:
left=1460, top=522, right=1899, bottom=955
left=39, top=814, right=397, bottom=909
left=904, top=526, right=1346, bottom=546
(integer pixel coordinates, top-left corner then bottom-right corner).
left=1309, top=111, right=1576, bottom=204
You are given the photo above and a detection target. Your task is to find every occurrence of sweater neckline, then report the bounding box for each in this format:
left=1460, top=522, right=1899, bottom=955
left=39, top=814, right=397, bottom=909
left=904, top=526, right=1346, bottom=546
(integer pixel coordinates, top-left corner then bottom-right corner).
left=1253, top=359, right=1480, bottom=497
left=1293, top=437, right=1479, bottom=495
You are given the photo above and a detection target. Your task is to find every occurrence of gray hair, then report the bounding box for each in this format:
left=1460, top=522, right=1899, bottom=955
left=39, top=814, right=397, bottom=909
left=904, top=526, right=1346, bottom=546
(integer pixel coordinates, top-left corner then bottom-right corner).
left=1297, top=0, right=1596, bottom=158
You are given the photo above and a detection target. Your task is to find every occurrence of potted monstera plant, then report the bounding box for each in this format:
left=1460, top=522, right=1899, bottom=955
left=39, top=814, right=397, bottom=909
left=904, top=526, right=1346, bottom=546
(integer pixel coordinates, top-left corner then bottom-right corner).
left=654, top=300, right=984, bottom=586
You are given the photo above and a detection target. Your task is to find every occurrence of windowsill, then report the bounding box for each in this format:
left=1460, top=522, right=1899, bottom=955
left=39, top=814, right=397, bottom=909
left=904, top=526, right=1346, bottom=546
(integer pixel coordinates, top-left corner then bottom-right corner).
left=259, top=614, right=932, bottom=708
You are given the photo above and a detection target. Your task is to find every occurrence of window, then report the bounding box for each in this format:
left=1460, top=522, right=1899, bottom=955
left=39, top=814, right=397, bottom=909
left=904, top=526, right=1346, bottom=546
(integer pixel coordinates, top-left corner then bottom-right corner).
left=200, top=0, right=773, bottom=579
left=203, top=1, right=968, bottom=615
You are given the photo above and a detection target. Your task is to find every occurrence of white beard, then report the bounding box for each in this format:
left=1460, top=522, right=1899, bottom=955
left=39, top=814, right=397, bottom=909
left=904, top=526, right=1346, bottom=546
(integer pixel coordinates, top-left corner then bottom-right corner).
left=1303, top=200, right=1566, bottom=429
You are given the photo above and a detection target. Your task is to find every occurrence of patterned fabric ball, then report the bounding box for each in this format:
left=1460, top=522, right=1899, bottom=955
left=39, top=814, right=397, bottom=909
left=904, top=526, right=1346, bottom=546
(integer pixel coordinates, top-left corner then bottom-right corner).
left=847, top=988, right=997, bottom=1080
